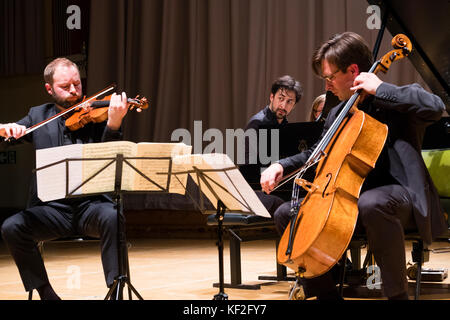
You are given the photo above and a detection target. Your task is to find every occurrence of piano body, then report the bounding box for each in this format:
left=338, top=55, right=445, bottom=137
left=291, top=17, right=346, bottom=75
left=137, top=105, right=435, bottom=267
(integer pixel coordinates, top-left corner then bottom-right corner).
left=369, top=0, right=450, bottom=226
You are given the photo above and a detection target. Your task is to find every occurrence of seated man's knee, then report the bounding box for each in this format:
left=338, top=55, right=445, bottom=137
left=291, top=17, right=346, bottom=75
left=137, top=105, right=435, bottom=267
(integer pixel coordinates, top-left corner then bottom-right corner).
left=358, top=190, right=389, bottom=225
left=1, top=215, right=21, bottom=243
left=98, top=206, right=119, bottom=232
left=274, top=202, right=291, bottom=235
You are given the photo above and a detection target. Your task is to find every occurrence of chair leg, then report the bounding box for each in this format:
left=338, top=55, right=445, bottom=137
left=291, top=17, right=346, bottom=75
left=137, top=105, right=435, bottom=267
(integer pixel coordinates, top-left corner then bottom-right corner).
left=28, top=290, right=33, bottom=300
left=413, top=240, right=424, bottom=300
left=229, top=230, right=242, bottom=286
left=275, top=239, right=287, bottom=280
left=415, top=261, right=422, bottom=300
left=338, top=251, right=347, bottom=297
left=37, top=241, right=44, bottom=256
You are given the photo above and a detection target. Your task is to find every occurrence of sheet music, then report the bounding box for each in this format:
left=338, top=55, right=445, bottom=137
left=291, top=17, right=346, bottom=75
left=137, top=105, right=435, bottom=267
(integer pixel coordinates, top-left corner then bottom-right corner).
left=35, top=141, right=192, bottom=202
left=172, top=153, right=271, bottom=217
left=82, top=141, right=137, bottom=194
left=134, top=142, right=192, bottom=193
left=36, top=144, right=84, bottom=202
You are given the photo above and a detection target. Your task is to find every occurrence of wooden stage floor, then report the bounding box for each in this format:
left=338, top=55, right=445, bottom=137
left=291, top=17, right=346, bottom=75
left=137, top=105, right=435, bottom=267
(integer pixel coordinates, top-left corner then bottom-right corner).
left=0, top=238, right=449, bottom=300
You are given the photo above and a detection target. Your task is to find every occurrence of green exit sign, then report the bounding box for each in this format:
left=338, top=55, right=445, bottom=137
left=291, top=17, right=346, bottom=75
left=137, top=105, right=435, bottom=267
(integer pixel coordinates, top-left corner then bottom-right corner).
left=0, top=151, right=16, bottom=164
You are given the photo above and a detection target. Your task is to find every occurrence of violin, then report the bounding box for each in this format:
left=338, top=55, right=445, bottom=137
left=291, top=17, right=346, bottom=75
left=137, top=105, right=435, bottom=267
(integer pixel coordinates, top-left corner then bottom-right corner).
left=7, top=85, right=148, bottom=140
left=65, top=93, right=149, bottom=131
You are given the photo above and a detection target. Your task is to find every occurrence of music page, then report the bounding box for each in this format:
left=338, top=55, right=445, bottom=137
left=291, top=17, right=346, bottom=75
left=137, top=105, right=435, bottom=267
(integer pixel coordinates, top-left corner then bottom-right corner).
left=36, top=144, right=84, bottom=202
left=82, top=141, right=137, bottom=194
left=172, top=153, right=270, bottom=217
left=134, top=142, right=192, bottom=193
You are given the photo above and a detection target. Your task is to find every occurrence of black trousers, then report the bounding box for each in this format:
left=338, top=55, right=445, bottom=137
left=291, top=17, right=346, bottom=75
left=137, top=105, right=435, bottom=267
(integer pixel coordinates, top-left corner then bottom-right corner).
left=1, top=197, right=121, bottom=292
left=254, top=190, right=285, bottom=219
left=273, top=184, right=416, bottom=298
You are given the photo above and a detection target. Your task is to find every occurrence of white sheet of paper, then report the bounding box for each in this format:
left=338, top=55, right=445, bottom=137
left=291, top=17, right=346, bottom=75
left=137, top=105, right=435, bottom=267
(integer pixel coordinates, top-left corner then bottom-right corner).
left=36, top=144, right=84, bottom=202
left=172, top=153, right=270, bottom=217
left=35, top=141, right=193, bottom=202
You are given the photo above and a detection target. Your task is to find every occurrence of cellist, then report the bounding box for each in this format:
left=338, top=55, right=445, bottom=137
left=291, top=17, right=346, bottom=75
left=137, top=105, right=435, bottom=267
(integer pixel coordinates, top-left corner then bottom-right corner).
left=0, top=58, right=129, bottom=299
left=261, top=32, right=446, bottom=300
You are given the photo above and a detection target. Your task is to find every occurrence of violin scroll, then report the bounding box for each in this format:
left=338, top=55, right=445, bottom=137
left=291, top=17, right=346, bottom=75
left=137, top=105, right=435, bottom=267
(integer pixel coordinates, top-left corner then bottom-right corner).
left=128, top=95, right=149, bottom=112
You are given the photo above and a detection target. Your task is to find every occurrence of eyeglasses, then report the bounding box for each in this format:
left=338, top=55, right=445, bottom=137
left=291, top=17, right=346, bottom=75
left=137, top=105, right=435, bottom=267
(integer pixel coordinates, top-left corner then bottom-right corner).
left=321, top=69, right=340, bottom=82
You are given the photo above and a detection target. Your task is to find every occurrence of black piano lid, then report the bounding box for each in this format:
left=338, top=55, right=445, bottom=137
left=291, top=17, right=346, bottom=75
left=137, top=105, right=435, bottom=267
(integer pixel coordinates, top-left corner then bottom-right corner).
left=368, top=0, right=450, bottom=112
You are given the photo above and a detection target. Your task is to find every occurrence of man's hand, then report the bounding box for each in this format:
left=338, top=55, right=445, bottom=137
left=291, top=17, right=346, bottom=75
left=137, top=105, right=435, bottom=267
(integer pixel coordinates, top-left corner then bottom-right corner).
left=0, top=123, right=27, bottom=139
left=260, top=163, right=284, bottom=194
left=351, top=72, right=383, bottom=96
left=107, top=92, right=129, bottom=131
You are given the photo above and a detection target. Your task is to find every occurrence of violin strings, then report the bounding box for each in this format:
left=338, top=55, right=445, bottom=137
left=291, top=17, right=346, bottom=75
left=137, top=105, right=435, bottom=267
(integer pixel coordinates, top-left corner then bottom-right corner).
left=24, top=86, right=116, bottom=135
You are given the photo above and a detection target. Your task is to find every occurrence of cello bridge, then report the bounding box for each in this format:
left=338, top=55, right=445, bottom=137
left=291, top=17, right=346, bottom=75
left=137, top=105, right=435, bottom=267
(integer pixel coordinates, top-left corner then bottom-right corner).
left=294, top=178, right=318, bottom=193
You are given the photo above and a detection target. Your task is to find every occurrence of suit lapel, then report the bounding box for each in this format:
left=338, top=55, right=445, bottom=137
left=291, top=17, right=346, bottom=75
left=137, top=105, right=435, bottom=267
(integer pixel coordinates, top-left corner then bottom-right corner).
left=44, top=105, right=61, bottom=148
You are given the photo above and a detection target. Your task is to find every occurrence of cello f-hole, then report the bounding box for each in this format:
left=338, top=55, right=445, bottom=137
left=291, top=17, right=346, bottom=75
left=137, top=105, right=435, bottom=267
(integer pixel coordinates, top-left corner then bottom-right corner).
left=322, top=173, right=332, bottom=198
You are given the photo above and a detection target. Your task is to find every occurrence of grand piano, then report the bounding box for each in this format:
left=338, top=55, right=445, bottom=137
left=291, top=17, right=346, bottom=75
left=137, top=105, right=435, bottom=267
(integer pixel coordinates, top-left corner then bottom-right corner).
left=240, top=0, right=450, bottom=227
left=367, top=0, right=450, bottom=226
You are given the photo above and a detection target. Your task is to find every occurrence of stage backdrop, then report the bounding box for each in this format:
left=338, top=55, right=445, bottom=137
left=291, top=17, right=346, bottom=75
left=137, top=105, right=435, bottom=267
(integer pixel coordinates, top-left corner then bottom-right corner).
left=86, top=0, right=429, bottom=144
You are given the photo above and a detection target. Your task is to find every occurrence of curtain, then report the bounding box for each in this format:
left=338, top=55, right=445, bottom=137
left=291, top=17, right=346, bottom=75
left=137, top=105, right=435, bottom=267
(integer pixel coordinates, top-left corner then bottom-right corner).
left=86, top=0, right=429, bottom=211
left=87, top=0, right=427, bottom=145
left=0, top=0, right=45, bottom=76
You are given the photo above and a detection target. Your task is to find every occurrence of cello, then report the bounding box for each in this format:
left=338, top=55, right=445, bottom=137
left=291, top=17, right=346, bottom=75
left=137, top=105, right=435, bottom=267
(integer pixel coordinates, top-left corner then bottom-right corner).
left=276, top=34, right=413, bottom=278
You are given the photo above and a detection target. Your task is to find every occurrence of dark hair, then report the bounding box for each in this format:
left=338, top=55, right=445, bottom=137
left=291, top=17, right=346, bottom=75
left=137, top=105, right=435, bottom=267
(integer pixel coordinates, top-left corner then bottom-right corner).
left=312, top=32, right=373, bottom=76
left=271, top=75, right=303, bottom=103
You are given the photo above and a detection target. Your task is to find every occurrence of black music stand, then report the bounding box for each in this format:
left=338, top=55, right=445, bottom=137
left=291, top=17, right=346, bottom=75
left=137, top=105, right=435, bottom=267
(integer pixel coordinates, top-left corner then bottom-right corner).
left=35, top=153, right=175, bottom=300
left=169, top=158, right=271, bottom=300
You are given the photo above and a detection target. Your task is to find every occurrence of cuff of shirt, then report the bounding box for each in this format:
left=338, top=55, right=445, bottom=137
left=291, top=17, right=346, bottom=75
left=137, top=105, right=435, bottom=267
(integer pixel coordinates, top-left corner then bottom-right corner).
left=102, top=126, right=123, bottom=141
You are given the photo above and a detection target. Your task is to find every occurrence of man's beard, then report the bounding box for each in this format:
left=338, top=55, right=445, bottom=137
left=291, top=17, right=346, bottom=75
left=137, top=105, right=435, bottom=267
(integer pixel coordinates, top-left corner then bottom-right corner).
left=270, top=104, right=286, bottom=119
left=274, top=109, right=286, bottom=119
left=52, top=93, right=82, bottom=109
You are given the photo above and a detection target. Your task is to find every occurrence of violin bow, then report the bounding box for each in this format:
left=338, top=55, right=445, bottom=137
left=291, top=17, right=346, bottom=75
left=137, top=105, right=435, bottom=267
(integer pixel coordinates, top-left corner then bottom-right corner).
left=22, top=84, right=116, bottom=137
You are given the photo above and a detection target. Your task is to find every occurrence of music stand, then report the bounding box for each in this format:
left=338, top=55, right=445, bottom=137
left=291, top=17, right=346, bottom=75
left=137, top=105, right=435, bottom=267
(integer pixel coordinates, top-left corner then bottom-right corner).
left=169, top=154, right=270, bottom=300
left=35, top=153, right=175, bottom=300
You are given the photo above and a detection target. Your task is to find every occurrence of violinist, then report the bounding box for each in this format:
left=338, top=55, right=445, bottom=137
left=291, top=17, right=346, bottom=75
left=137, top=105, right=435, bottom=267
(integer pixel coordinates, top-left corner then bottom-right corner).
left=261, top=32, right=446, bottom=300
left=0, top=57, right=129, bottom=299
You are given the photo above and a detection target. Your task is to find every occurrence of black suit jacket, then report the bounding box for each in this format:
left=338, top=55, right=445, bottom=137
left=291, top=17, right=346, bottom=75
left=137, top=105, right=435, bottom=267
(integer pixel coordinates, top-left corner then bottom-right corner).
left=240, top=106, right=287, bottom=188
left=279, top=83, right=447, bottom=245
left=12, top=103, right=123, bottom=207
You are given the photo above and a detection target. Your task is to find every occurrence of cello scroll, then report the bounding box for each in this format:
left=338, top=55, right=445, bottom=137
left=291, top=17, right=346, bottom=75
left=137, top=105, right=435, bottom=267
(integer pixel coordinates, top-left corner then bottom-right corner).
left=375, top=34, right=412, bottom=74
